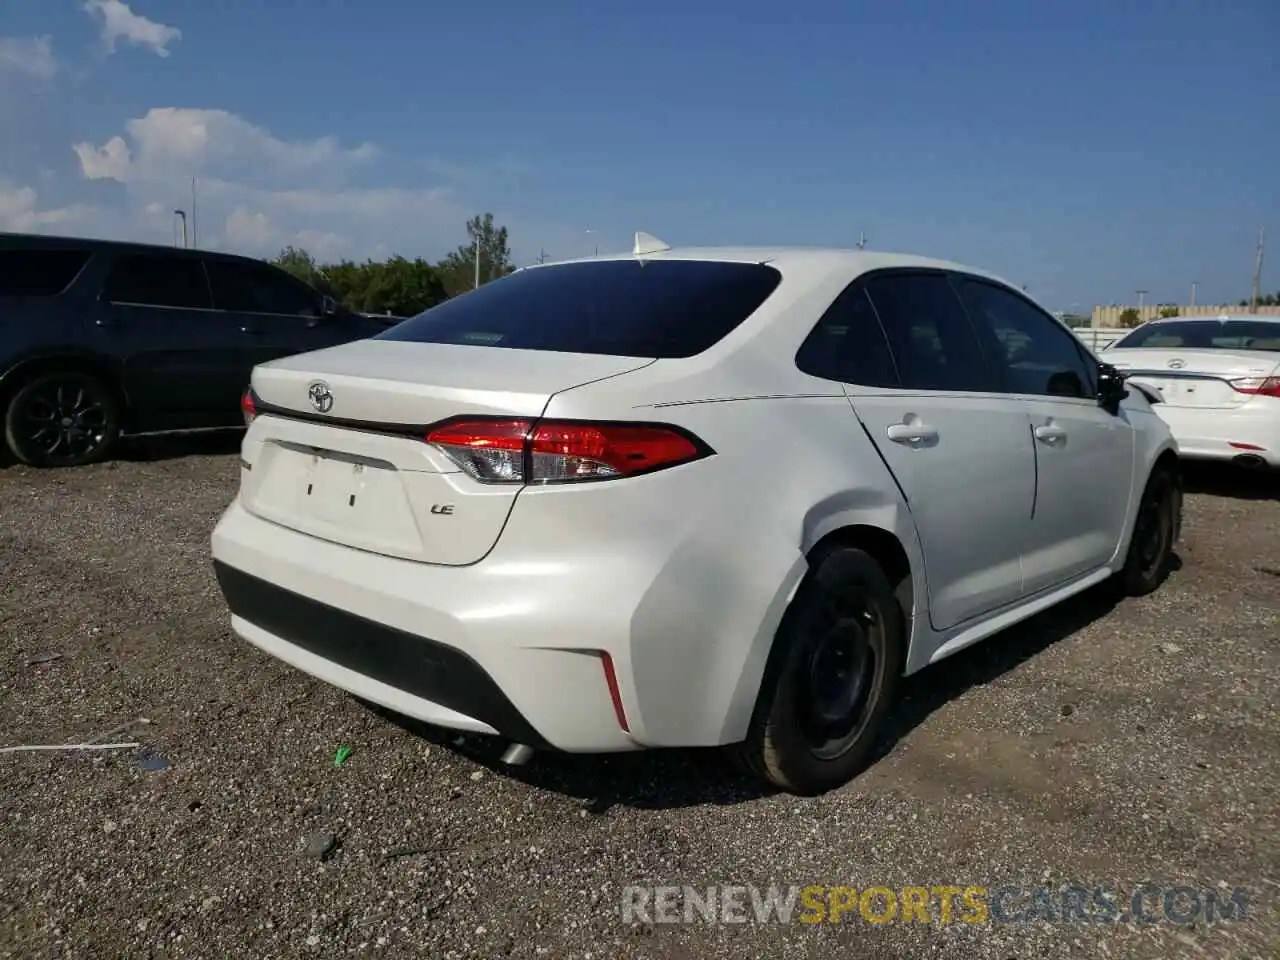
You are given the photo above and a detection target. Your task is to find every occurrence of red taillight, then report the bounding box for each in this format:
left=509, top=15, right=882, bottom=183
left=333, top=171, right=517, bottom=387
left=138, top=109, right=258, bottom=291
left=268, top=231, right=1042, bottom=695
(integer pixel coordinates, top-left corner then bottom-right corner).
left=1230, top=376, right=1280, bottom=398
left=424, top=418, right=708, bottom=484
left=241, top=389, right=258, bottom=426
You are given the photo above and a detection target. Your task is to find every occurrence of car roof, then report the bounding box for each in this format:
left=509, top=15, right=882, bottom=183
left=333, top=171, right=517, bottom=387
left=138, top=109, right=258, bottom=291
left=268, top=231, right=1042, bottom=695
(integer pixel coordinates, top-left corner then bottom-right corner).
left=0, top=230, right=266, bottom=267
left=533, top=246, right=1023, bottom=291
left=1138, top=314, right=1280, bottom=324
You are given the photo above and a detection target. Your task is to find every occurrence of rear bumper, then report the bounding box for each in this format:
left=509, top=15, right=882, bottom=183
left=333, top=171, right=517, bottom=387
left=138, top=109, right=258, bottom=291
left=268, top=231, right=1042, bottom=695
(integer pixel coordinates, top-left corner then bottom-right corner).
left=213, top=561, right=552, bottom=747
left=210, top=494, right=801, bottom=753
left=1153, top=401, right=1280, bottom=467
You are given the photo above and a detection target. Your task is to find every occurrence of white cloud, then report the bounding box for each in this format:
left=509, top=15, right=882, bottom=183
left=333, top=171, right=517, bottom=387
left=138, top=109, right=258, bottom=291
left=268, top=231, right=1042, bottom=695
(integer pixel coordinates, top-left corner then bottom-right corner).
left=0, top=36, right=57, bottom=79
left=73, top=108, right=376, bottom=187
left=0, top=183, right=98, bottom=233
left=82, top=0, right=181, bottom=58
left=74, top=134, right=132, bottom=180
left=223, top=207, right=275, bottom=247
left=49, top=101, right=571, bottom=265
left=65, top=106, right=473, bottom=260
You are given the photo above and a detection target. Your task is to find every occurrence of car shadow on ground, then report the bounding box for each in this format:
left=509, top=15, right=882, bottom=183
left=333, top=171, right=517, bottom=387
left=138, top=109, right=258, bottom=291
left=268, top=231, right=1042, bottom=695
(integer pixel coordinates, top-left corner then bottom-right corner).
left=364, top=558, right=1181, bottom=812
left=1181, top=462, right=1277, bottom=502
left=117, top=429, right=244, bottom=462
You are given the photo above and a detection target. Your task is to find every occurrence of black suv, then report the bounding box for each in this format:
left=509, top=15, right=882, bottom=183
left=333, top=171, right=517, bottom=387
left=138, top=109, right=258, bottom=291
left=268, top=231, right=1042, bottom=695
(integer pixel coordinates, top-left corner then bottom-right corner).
left=0, top=232, right=389, bottom=467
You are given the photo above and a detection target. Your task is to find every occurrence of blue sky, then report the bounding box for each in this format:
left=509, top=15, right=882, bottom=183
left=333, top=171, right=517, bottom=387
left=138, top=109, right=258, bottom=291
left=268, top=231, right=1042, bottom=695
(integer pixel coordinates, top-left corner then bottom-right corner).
left=0, top=0, right=1276, bottom=311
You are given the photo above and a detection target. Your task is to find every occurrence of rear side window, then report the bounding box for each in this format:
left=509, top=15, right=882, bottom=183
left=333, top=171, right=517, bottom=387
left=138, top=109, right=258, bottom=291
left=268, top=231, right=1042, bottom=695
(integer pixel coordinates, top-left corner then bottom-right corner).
left=863, top=273, right=995, bottom=392
left=0, top=249, right=91, bottom=297
left=377, top=259, right=783, bottom=358
left=795, top=282, right=899, bottom=387
left=103, top=254, right=212, bottom=310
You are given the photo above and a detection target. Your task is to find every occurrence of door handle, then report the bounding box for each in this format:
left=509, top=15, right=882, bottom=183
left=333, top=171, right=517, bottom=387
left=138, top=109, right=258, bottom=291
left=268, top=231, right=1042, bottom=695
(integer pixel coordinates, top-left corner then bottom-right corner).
left=94, top=318, right=119, bottom=327
left=886, top=422, right=938, bottom=444
left=1034, top=424, right=1067, bottom=444
left=239, top=325, right=262, bottom=335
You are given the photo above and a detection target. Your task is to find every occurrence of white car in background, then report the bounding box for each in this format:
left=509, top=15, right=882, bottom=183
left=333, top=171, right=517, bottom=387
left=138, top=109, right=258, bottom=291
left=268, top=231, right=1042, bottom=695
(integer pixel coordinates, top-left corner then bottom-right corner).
left=211, top=237, right=1182, bottom=795
left=1107, top=315, right=1280, bottom=470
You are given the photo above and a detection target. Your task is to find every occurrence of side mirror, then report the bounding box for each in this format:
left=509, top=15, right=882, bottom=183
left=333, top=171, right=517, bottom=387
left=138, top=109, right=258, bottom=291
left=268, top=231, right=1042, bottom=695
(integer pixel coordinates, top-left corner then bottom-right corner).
left=1096, top=362, right=1127, bottom=414
left=319, top=295, right=338, bottom=317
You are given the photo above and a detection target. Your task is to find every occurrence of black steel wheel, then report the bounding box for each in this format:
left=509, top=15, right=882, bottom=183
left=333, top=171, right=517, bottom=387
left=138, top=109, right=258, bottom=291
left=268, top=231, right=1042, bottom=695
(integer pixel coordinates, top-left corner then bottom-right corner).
left=3, top=372, right=121, bottom=467
left=733, top=546, right=905, bottom=795
left=1116, top=466, right=1178, bottom=596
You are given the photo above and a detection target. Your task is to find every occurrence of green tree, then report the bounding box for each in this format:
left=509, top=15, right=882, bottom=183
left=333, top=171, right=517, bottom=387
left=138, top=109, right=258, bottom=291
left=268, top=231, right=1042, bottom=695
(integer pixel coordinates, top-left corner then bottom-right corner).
left=435, top=213, right=515, bottom=298
left=271, top=246, right=326, bottom=290
left=1119, top=307, right=1142, bottom=328
left=1157, top=305, right=1180, bottom=319
left=361, top=256, right=447, bottom=316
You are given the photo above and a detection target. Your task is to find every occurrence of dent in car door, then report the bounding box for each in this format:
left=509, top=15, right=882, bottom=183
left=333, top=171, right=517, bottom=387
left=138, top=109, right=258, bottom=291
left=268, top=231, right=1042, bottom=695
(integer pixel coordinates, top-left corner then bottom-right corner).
left=803, top=271, right=1035, bottom=631
left=951, top=275, right=1135, bottom=591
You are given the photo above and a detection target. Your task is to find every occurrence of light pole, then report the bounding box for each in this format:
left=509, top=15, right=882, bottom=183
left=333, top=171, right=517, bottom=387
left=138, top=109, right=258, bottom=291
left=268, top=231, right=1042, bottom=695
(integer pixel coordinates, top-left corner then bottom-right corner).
left=585, top=228, right=598, bottom=257
left=173, top=209, right=187, bottom=248
left=1136, top=289, right=1148, bottom=311
left=1190, top=281, right=1198, bottom=307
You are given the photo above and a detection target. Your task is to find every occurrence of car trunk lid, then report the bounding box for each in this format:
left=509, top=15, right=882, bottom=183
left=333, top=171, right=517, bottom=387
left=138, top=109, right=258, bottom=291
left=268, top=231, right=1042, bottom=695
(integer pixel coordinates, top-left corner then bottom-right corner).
left=1106, top=348, right=1280, bottom=409
left=240, top=339, right=653, bottom=564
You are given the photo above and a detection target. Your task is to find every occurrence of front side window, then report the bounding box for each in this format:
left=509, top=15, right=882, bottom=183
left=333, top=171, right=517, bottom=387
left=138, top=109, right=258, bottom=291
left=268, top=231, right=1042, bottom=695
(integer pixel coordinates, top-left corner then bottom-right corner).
left=102, top=254, right=211, bottom=309
left=206, top=259, right=319, bottom=317
left=862, top=273, right=995, bottom=392
left=952, top=276, right=1095, bottom=399
left=377, top=259, right=783, bottom=358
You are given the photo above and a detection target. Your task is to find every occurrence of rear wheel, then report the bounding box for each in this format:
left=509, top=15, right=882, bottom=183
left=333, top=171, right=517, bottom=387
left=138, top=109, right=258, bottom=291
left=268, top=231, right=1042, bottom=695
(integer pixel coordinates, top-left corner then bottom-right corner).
left=1115, top=466, right=1178, bottom=596
left=733, top=546, right=904, bottom=795
left=3, top=371, right=121, bottom=467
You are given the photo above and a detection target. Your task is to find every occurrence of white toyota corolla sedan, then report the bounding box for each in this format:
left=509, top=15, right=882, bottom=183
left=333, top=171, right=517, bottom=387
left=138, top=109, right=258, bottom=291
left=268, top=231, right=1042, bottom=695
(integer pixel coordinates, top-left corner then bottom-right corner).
left=1105, top=314, right=1280, bottom=471
left=211, top=237, right=1182, bottom=795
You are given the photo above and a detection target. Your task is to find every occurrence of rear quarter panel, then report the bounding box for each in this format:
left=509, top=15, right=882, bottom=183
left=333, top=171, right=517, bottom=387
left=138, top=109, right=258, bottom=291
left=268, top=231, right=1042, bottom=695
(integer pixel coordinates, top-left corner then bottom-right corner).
left=538, top=372, right=924, bottom=747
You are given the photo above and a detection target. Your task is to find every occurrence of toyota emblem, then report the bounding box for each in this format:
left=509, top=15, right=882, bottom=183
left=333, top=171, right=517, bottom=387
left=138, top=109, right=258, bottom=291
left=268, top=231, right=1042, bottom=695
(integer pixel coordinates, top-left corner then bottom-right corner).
left=307, top=381, right=334, bottom=413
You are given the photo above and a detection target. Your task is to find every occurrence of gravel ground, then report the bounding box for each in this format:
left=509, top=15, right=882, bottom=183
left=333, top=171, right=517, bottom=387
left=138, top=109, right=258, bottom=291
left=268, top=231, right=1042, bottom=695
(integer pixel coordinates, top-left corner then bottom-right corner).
left=1, top=437, right=1277, bottom=959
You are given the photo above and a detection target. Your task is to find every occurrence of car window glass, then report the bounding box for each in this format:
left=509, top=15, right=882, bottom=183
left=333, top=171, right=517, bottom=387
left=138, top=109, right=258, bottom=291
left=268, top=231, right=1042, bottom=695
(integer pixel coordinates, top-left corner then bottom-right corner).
left=378, top=260, right=782, bottom=358
left=795, top=283, right=899, bottom=386
left=1115, top=320, right=1280, bottom=352
left=207, top=259, right=318, bottom=316
left=102, top=255, right=211, bottom=309
left=863, top=273, right=994, bottom=392
left=953, top=277, right=1094, bottom=399
left=0, top=249, right=92, bottom=296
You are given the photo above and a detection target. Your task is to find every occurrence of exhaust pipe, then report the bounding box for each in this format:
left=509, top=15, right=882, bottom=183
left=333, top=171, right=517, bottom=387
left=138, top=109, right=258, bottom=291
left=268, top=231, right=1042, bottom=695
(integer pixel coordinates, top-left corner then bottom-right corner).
left=500, top=743, right=534, bottom=766
left=1232, top=454, right=1268, bottom=470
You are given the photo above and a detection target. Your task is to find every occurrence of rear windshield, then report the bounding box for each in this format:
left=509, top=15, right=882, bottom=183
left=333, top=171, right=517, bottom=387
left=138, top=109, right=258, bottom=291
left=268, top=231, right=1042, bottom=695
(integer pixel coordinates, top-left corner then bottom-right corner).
left=376, top=259, right=783, bottom=358
left=0, top=248, right=92, bottom=297
left=1115, top=320, right=1280, bottom=352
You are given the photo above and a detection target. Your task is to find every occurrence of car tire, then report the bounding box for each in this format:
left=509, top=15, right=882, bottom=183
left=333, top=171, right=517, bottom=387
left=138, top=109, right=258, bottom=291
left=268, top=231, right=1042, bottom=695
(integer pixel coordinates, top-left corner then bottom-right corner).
left=1115, top=465, right=1179, bottom=597
left=3, top=371, right=121, bottom=468
left=733, top=546, right=905, bottom=796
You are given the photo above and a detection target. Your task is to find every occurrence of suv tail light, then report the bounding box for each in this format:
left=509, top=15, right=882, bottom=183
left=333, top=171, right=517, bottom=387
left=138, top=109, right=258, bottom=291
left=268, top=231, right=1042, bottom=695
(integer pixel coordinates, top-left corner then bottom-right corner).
left=425, top=418, right=711, bottom=484
left=1229, top=376, right=1280, bottom=399
left=241, top=388, right=258, bottom=426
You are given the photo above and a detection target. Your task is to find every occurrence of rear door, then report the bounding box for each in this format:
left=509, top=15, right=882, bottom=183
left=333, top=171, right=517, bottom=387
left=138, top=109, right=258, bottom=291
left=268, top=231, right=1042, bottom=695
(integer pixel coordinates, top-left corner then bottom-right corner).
left=93, top=252, right=245, bottom=427
left=952, top=274, right=1134, bottom=592
left=832, top=271, right=1036, bottom=631
left=204, top=257, right=353, bottom=367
